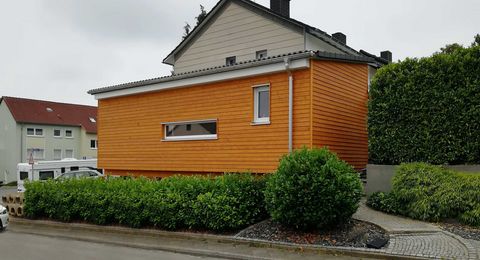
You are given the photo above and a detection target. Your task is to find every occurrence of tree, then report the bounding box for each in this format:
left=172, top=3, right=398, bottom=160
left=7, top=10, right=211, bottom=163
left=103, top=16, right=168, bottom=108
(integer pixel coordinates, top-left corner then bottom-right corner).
left=195, top=5, right=207, bottom=26
left=182, top=23, right=191, bottom=40
left=440, top=43, right=463, bottom=54
left=182, top=5, right=207, bottom=40
left=471, top=34, right=480, bottom=47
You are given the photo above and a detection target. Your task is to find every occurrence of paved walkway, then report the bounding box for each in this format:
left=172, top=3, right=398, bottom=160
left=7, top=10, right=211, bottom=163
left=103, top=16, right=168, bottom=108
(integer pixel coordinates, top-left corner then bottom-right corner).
left=353, top=202, right=479, bottom=259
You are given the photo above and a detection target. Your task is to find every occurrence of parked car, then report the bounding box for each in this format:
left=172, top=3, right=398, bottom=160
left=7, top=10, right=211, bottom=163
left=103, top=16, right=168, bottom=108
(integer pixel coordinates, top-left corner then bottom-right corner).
left=0, top=205, right=8, bottom=231
left=55, top=169, right=103, bottom=180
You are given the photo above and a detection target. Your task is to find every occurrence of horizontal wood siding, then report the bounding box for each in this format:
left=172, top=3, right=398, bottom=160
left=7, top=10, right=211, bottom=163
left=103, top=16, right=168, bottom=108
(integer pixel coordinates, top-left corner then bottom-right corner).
left=174, top=1, right=304, bottom=74
left=98, top=69, right=311, bottom=176
left=311, top=60, right=368, bottom=169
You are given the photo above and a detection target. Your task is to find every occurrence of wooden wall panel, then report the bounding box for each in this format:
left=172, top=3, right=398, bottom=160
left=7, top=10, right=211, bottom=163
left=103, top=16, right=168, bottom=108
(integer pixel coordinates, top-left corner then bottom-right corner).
left=98, top=69, right=311, bottom=176
left=311, top=60, right=368, bottom=169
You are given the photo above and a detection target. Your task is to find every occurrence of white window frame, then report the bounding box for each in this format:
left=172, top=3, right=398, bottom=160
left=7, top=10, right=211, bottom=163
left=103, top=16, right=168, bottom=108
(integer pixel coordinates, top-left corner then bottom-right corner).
left=27, top=128, right=44, bottom=137
left=53, top=149, right=62, bottom=160
left=90, top=140, right=98, bottom=150
left=253, top=84, right=270, bottom=124
left=162, top=119, right=218, bottom=142
left=65, top=149, right=74, bottom=158
left=27, top=148, right=45, bottom=160
left=53, top=129, right=62, bottom=138
left=65, top=129, right=73, bottom=138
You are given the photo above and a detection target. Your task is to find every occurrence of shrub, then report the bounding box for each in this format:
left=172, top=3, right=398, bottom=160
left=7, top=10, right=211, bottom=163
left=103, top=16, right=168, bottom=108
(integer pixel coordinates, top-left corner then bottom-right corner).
left=368, top=45, right=480, bottom=165
left=366, top=192, right=399, bottom=214
left=264, top=147, right=363, bottom=230
left=24, top=174, right=267, bottom=232
left=367, top=163, right=480, bottom=226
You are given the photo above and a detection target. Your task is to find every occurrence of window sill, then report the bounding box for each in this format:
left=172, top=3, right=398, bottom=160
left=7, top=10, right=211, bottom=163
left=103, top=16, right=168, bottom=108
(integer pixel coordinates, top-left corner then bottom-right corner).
left=26, top=135, right=44, bottom=138
left=251, top=121, right=270, bottom=126
left=90, top=148, right=98, bottom=150
left=162, top=135, right=218, bottom=142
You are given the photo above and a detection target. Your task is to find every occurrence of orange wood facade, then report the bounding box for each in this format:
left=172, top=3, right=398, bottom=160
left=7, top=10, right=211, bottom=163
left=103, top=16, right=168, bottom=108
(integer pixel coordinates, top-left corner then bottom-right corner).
left=98, top=59, right=369, bottom=176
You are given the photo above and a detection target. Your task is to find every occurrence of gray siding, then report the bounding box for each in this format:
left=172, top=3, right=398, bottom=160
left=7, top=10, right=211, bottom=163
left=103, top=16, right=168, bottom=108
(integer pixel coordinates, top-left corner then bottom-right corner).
left=173, top=1, right=305, bottom=74
left=0, top=102, right=21, bottom=184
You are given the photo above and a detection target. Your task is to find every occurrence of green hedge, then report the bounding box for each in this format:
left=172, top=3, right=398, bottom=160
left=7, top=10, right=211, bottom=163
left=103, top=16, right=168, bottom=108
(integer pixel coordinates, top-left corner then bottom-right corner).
left=367, top=163, right=480, bottom=226
left=368, top=45, right=480, bottom=164
left=264, top=147, right=363, bottom=230
left=24, top=174, right=267, bottom=231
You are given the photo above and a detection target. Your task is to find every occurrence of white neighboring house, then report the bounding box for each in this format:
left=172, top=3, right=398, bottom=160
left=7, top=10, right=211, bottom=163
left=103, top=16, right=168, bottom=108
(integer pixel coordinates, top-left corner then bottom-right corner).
left=0, top=96, right=98, bottom=184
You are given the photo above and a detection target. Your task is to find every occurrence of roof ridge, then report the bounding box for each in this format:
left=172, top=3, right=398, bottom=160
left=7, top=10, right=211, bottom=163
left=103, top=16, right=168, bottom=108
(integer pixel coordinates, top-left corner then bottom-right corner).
left=2, top=96, right=97, bottom=108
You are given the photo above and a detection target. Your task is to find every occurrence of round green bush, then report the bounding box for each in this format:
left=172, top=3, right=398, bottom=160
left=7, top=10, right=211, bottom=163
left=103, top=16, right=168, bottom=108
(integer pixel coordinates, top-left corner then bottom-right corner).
left=264, top=147, right=363, bottom=230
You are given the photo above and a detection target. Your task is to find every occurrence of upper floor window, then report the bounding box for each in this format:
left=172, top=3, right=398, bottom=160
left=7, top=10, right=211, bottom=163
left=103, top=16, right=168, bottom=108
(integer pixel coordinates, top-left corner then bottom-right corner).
left=65, top=130, right=73, bottom=138
left=163, top=119, right=217, bottom=141
left=27, top=128, right=43, bottom=137
left=90, top=140, right=98, bottom=149
left=256, top=50, right=267, bottom=59
left=253, top=85, right=270, bottom=124
left=226, top=56, right=236, bottom=66
left=53, top=129, right=62, bottom=137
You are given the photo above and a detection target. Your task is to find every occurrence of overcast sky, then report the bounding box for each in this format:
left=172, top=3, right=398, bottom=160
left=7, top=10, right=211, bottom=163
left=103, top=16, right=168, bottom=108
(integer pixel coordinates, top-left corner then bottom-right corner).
left=1, top=0, right=479, bottom=106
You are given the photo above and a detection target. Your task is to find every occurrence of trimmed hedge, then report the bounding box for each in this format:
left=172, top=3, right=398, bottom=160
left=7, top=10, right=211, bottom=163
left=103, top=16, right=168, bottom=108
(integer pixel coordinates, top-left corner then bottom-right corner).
left=368, top=45, right=480, bottom=164
left=264, top=147, right=363, bottom=230
left=367, top=163, right=480, bottom=227
left=24, top=174, right=267, bottom=231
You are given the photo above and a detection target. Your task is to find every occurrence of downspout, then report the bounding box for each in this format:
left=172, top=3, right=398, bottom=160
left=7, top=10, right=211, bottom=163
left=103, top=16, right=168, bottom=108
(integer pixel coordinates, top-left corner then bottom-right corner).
left=284, top=58, right=293, bottom=153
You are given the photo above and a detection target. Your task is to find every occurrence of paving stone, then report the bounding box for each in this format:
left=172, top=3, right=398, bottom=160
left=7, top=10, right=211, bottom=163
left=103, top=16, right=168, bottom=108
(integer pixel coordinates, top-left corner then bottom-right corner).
left=354, top=201, right=478, bottom=259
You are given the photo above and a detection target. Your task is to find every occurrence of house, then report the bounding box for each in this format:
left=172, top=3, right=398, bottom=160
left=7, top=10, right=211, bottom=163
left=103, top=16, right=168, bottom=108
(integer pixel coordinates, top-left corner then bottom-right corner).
left=0, top=97, right=98, bottom=184
left=88, top=0, right=390, bottom=177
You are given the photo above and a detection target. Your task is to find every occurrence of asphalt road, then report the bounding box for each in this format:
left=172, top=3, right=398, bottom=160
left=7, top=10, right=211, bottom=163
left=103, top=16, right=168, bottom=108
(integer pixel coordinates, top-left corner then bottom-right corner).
left=0, top=230, right=220, bottom=260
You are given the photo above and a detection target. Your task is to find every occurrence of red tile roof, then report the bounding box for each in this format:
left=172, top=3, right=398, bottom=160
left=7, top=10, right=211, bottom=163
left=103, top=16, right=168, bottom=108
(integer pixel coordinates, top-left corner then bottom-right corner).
left=1, top=96, right=97, bottom=134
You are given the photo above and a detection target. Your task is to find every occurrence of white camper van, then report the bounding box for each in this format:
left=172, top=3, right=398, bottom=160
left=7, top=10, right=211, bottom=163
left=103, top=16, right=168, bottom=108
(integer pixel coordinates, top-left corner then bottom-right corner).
left=17, top=159, right=98, bottom=192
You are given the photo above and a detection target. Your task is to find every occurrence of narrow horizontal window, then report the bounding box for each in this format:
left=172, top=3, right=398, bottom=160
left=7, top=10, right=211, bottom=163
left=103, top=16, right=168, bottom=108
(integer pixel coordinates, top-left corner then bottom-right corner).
left=27, top=128, right=44, bottom=136
left=163, top=120, right=217, bottom=141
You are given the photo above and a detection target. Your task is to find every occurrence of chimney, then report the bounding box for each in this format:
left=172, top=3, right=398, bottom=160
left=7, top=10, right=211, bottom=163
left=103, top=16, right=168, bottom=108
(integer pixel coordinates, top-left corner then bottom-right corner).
left=332, top=32, right=347, bottom=45
left=270, top=0, right=291, bottom=18
left=381, top=51, right=393, bottom=63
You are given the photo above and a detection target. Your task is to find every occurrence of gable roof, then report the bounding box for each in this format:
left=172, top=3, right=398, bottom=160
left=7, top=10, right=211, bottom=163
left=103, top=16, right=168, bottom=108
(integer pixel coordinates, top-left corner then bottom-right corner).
left=90, top=50, right=378, bottom=96
left=1, top=96, right=98, bottom=134
left=163, top=0, right=363, bottom=66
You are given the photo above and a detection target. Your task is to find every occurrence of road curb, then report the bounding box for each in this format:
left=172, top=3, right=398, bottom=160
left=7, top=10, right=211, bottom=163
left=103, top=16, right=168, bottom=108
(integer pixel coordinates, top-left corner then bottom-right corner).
left=10, top=217, right=424, bottom=260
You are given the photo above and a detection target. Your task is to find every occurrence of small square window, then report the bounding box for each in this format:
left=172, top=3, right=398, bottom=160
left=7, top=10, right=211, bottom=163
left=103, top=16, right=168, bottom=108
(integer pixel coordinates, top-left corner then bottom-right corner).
left=53, top=149, right=62, bottom=160
left=65, top=149, right=74, bottom=158
left=27, top=128, right=35, bottom=136
left=226, top=56, right=236, bottom=66
left=90, top=140, right=98, bottom=149
left=54, top=129, right=61, bottom=137
left=256, top=50, right=267, bottom=59
left=20, top=171, right=29, bottom=181
left=35, top=129, right=43, bottom=136
left=65, top=130, right=73, bottom=138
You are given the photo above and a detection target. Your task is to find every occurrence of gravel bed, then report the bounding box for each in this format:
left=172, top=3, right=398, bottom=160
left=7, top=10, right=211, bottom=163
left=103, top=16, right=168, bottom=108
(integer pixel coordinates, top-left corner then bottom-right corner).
left=237, top=219, right=388, bottom=248
left=437, top=222, right=480, bottom=241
